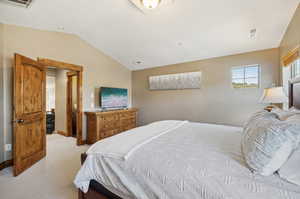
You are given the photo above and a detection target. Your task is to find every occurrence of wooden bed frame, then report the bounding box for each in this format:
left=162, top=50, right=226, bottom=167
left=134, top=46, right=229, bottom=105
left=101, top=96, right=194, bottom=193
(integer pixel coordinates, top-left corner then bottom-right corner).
left=78, top=153, right=121, bottom=199
left=78, top=78, right=300, bottom=199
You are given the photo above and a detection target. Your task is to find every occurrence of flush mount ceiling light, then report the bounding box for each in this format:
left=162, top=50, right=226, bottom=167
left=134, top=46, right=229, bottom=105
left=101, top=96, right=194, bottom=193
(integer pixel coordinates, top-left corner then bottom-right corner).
left=130, top=0, right=173, bottom=13
left=141, top=0, right=161, bottom=9
left=1, top=0, right=33, bottom=8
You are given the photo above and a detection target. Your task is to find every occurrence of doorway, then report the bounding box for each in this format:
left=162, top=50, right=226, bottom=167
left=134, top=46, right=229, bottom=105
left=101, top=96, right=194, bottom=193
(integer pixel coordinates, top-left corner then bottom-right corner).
left=45, top=68, right=56, bottom=135
left=38, top=58, right=84, bottom=146
left=45, top=69, right=79, bottom=138
left=67, top=72, right=78, bottom=138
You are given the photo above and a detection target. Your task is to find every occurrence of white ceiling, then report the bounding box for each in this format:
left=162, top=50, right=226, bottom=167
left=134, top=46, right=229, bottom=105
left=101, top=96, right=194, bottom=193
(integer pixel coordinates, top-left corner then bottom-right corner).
left=0, top=0, right=299, bottom=70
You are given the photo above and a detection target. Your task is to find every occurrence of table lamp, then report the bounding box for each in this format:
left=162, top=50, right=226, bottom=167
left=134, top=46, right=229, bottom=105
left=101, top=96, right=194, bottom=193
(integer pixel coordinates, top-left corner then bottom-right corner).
left=259, top=87, right=288, bottom=111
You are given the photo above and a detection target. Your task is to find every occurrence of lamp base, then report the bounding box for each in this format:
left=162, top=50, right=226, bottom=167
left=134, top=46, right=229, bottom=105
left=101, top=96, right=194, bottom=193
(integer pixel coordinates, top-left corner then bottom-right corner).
left=264, top=105, right=276, bottom=112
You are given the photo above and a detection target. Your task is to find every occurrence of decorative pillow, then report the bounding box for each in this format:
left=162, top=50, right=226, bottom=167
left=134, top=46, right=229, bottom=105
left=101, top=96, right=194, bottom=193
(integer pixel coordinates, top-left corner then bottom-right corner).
left=271, top=108, right=296, bottom=120
left=278, top=114, right=300, bottom=185
left=241, top=111, right=300, bottom=176
left=286, top=114, right=300, bottom=124
left=290, top=107, right=300, bottom=113
left=278, top=148, right=300, bottom=186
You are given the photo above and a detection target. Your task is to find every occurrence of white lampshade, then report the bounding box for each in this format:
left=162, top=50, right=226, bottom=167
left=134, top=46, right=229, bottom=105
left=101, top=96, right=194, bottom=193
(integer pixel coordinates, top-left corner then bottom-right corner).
left=259, top=87, right=288, bottom=104
left=142, top=0, right=161, bottom=9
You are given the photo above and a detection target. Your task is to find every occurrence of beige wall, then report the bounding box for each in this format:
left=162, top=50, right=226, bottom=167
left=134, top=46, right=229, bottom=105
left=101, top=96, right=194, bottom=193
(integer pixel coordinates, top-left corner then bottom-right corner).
left=280, top=4, right=300, bottom=60
left=55, top=69, right=68, bottom=132
left=1, top=24, right=132, bottom=161
left=133, top=48, right=280, bottom=127
left=0, top=23, right=4, bottom=163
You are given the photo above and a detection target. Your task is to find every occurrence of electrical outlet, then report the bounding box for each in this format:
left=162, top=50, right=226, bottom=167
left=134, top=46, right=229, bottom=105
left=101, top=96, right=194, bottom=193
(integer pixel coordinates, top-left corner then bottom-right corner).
left=5, top=144, right=12, bottom=152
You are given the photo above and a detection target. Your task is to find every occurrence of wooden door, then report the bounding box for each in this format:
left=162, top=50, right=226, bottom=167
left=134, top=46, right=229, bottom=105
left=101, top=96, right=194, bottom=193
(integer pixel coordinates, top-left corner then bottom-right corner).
left=66, top=72, right=77, bottom=137
left=13, top=54, right=46, bottom=176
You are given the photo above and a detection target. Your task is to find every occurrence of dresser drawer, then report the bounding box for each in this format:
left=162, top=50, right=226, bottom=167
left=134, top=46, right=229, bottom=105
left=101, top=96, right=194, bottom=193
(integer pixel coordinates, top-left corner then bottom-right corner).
left=120, top=118, right=136, bottom=132
left=101, top=114, right=119, bottom=122
left=120, top=112, right=136, bottom=120
left=101, top=120, right=120, bottom=131
left=100, top=114, right=120, bottom=130
left=120, top=118, right=136, bottom=126
left=122, top=124, right=136, bottom=131
left=101, top=129, right=120, bottom=138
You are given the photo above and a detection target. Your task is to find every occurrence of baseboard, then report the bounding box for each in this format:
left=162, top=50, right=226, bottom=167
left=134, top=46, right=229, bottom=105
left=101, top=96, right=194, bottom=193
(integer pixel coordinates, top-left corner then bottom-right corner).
left=0, top=159, right=13, bottom=171
left=80, top=140, right=87, bottom=145
left=77, top=139, right=86, bottom=146
left=56, top=130, right=68, bottom=136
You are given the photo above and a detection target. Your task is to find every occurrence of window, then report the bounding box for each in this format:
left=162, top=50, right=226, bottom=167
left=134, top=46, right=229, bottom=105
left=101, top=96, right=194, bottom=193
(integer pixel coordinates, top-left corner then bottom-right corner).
left=282, top=58, right=300, bottom=100
left=46, top=76, right=55, bottom=111
left=291, top=59, right=300, bottom=79
left=231, top=65, right=260, bottom=88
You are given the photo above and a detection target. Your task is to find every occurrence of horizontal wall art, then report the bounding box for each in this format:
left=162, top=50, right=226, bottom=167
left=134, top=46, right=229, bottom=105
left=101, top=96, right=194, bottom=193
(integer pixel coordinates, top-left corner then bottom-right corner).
left=149, top=71, right=202, bottom=90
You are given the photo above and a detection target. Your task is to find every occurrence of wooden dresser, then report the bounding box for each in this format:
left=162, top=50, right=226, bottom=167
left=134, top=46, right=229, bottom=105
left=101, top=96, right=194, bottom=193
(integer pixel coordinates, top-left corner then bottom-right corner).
left=85, top=108, right=138, bottom=144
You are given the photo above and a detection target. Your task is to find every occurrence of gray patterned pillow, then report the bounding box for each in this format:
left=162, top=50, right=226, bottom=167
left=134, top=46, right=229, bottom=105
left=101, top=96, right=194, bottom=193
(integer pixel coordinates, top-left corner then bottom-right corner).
left=271, top=108, right=297, bottom=120
left=242, top=111, right=300, bottom=176
left=290, top=107, right=300, bottom=113
left=286, top=114, right=300, bottom=124
left=278, top=115, right=300, bottom=185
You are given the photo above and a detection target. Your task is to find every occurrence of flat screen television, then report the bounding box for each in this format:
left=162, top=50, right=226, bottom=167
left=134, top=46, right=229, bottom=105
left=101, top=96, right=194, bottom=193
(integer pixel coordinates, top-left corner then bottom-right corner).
left=100, top=87, right=128, bottom=109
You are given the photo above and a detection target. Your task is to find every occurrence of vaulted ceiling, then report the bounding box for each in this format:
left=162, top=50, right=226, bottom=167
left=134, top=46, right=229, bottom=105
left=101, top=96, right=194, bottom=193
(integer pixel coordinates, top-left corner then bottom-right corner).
left=0, top=0, right=299, bottom=70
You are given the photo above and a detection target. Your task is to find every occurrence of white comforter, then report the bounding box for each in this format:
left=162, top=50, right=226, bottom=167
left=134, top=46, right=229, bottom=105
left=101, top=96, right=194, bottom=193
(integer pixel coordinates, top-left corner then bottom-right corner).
left=74, top=121, right=300, bottom=199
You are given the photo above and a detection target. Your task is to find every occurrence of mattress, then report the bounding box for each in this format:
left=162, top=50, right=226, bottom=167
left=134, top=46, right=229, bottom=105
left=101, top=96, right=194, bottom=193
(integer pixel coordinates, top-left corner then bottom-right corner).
left=74, top=121, right=300, bottom=199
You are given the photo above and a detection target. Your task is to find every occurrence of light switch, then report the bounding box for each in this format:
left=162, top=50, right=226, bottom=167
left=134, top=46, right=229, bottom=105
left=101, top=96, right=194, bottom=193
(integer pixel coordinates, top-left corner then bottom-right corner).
left=5, top=144, right=12, bottom=152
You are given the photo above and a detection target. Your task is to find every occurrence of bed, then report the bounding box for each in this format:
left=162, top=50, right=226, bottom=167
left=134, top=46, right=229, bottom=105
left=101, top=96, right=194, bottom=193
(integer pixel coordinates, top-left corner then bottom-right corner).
left=75, top=78, right=300, bottom=199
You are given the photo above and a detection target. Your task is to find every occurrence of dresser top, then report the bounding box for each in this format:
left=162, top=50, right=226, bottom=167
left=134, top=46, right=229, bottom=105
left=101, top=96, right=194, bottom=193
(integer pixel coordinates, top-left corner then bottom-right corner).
left=85, top=108, right=138, bottom=115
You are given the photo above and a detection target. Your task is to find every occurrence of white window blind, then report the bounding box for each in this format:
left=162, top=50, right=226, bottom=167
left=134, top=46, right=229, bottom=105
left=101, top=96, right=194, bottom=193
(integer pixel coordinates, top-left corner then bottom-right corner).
left=291, top=59, right=300, bottom=79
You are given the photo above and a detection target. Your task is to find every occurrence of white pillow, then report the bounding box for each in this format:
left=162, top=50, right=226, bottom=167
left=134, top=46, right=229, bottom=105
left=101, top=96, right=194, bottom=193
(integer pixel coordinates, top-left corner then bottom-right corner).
left=278, top=148, right=300, bottom=186
left=242, top=111, right=300, bottom=176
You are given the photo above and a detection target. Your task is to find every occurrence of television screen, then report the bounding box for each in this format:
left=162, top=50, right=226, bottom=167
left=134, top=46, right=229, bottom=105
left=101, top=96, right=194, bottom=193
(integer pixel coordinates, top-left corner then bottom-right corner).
left=100, top=87, right=128, bottom=109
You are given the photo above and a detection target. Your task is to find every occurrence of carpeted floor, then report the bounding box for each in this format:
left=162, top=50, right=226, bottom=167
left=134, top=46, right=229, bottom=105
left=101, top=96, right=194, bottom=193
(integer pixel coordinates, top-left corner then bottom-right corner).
left=0, top=134, right=89, bottom=199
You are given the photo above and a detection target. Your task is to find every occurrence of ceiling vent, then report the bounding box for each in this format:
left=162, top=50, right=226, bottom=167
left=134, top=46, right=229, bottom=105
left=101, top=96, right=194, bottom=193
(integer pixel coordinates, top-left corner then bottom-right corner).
left=1, top=0, right=33, bottom=8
